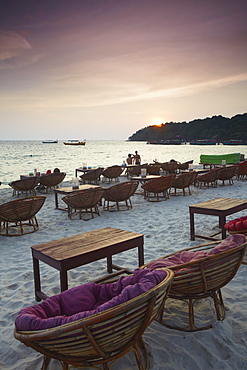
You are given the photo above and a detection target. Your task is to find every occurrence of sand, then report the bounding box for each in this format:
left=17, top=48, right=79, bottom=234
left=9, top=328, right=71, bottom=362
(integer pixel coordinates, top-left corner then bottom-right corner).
left=0, top=177, right=246, bottom=369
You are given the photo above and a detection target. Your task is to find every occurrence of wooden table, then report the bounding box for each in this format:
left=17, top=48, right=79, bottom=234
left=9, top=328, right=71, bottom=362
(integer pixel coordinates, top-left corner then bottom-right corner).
left=31, top=227, right=144, bottom=301
left=189, top=197, right=247, bottom=241
left=54, top=184, right=100, bottom=211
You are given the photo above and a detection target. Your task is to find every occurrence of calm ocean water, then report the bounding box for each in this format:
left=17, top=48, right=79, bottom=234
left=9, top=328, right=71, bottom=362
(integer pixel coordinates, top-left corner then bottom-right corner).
left=0, top=140, right=246, bottom=188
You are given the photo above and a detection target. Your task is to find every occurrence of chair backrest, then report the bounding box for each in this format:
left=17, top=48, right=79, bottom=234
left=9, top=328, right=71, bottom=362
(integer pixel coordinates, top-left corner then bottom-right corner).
left=218, top=165, right=238, bottom=181
left=236, top=161, right=247, bottom=176
left=0, top=196, right=46, bottom=222
left=104, top=181, right=138, bottom=202
left=14, top=269, right=174, bottom=367
left=145, top=164, right=161, bottom=175
left=9, top=176, right=40, bottom=191
left=197, top=168, right=221, bottom=183
left=62, top=187, right=105, bottom=209
left=40, top=172, right=66, bottom=187
left=102, top=165, right=124, bottom=179
left=80, top=168, right=104, bottom=182
left=178, top=160, right=193, bottom=171
left=161, top=162, right=179, bottom=173
left=141, top=174, right=175, bottom=193
left=172, top=171, right=196, bottom=189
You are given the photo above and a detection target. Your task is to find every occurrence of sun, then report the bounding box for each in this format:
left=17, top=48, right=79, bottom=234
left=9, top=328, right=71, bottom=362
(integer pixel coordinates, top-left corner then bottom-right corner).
left=152, top=118, right=164, bottom=127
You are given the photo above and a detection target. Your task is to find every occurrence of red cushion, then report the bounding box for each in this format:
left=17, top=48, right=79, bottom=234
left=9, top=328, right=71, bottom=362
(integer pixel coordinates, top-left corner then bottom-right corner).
left=224, top=215, right=247, bottom=231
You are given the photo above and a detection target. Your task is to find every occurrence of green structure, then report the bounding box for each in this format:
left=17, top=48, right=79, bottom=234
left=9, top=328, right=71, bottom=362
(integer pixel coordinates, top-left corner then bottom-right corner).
left=200, top=153, right=241, bottom=165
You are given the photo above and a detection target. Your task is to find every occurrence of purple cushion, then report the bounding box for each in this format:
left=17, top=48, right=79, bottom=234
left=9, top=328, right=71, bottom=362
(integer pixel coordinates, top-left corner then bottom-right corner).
left=15, top=268, right=167, bottom=331
left=147, top=234, right=246, bottom=269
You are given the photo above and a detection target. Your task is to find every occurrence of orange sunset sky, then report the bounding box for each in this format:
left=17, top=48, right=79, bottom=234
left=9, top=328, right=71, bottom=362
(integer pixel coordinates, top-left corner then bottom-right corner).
left=0, top=0, right=247, bottom=140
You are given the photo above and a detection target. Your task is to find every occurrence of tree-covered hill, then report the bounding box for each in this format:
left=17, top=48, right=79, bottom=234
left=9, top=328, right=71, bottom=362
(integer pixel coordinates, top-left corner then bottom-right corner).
left=128, top=113, right=247, bottom=142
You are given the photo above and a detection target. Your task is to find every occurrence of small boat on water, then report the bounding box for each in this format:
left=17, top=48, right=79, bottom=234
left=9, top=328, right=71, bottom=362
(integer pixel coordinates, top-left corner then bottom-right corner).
left=42, top=140, right=58, bottom=144
left=222, top=140, right=247, bottom=145
left=190, top=140, right=217, bottom=145
left=147, top=139, right=182, bottom=145
left=63, top=140, right=86, bottom=146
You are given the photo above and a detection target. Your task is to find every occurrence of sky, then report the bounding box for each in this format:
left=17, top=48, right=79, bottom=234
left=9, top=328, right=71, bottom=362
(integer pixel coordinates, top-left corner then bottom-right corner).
left=0, top=0, right=247, bottom=140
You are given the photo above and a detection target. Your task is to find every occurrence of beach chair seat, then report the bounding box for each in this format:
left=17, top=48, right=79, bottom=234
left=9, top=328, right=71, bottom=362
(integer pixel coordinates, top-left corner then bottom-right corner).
left=170, top=171, right=197, bottom=195
left=236, top=161, right=247, bottom=180
left=103, top=181, right=138, bottom=211
left=142, top=234, right=246, bottom=331
left=102, top=165, right=124, bottom=183
left=196, top=167, right=222, bottom=188
left=9, top=176, right=40, bottom=197
left=141, top=174, right=175, bottom=201
left=39, top=172, right=66, bottom=192
left=14, top=268, right=174, bottom=370
left=218, top=165, right=238, bottom=185
left=79, top=167, right=104, bottom=184
left=0, top=196, right=46, bottom=236
left=62, top=187, right=105, bottom=220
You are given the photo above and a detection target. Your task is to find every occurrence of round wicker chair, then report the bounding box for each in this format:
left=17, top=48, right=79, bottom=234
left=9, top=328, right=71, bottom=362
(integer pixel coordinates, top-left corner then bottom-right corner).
left=236, top=161, right=247, bottom=180
left=145, top=164, right=161, bottom=175
left=9, top=176, right=40, bottom=197
left=141, top=174, right=176, bottom=202
left=39, top=172, right=66, bottom=192
left=142, top=235, right=247, bottom=331
left=79, top=167, right=104, bottom=184
left=0, top=196, right=46, bottom=236
left=62, top=187, right=105, bottom=220
left=14, top=269, right=174, bottom=370
left=103, top=181, right=139, bottom=211
left=102, top=166, right=124, bottom=183
left=218, top=165, right=238, bottom=185
left=170, top=171, right=197, bottom=196
left=196, top=168, right=222, bottom=188
left=178, top=160, right=193, bottom=171
left=160, top=161, right=179, bottom=174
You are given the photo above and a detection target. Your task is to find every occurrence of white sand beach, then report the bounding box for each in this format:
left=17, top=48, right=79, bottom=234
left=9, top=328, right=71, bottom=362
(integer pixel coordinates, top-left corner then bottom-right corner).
left=0, top=177, right=246, bottom=370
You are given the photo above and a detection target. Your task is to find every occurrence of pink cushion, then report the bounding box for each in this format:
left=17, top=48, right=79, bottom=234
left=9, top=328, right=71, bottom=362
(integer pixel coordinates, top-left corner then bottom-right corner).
left=146, top=234, right=246, bottom=269
left=15, top=268, right=167, bottom=331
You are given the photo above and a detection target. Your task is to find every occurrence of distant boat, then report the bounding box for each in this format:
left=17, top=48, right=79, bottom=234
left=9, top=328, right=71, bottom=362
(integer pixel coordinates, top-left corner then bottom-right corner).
left=189, top=140, right=217, bottom=145
left=222, top=140, right=247, bottom=145
left=63, top=140, right=86, bottom=146
left=147, top=139, right=181, bottom=145
left=42, top=140, right=58, bottom=143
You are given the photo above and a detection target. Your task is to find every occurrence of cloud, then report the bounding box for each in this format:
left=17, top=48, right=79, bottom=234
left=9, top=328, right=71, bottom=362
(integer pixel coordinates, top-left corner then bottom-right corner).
left=0, top=31, right=42, bottom=69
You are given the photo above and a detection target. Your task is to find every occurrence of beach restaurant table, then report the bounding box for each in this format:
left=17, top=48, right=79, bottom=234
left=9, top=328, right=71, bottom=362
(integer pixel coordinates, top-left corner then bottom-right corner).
left=189, top=197, right=247, bottom=241
left=130, top=175, right=161, bottom=184
left=31, top=227, right=144, bottom=301
left=54, top=184, right=101, bottom=211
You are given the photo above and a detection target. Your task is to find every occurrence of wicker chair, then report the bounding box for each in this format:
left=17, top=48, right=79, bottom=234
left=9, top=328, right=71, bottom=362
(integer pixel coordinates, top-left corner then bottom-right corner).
left=14, top=269, right=174, bottom=370
left=62, top=187, right=105, bottom=220
left=145, top=164, right=161, bottom=175
left=236, top=161, right=247, bottom=180
left=196, top=167, right=222, bottom=188
left=9, top=176, right=40, bottom=197
left=160, top=161, right=179, bottom=174
left=103, top=181, right=138, bottom=211
left=170, top=171, right=197, bottom=196
left=102, top=165, right=124, bottom=183
left=39, top=172, right=66, bottom=192
left=141, top=174, right=175, bottom=202
left=0, top=196, right=46, bottom=236
left=79, top=167, right=104, bottom=185
left=178, top=160, right=194, bottom=172
left=218, top=165, right=238, bottom=185
left=142, top=236, right=247, bottom=331
left=126, top=165, right=142, bottom=178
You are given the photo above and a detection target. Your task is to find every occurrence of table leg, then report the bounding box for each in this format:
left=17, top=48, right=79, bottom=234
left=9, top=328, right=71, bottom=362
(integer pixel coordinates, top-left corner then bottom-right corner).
left=60, top=269, right=68, bottom=291
left=33, top=257, right=42, bottom=301
left=138, top=244, right=144, bottom=266
left=219, top=215, right=226, bottom=239
left=190, top=209, right=195, bottom=240
left=55, top=192, right=59, bottom=209
left=107, top=256, right=113, bottom=273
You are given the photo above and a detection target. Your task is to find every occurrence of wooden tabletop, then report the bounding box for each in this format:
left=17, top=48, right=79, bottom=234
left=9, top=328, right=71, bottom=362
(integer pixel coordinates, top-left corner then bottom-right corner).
left=130, top=175, right=161, bottom=182
left=31, top=227, right=143, bottom=261
left=190, top=198, right=247, bottom=211
left=55, top=184, right=100, bottom=194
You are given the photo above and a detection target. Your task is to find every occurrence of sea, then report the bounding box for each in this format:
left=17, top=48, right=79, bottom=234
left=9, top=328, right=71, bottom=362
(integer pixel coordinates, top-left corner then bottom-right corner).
left=0, top=140, right=246, bottom=188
